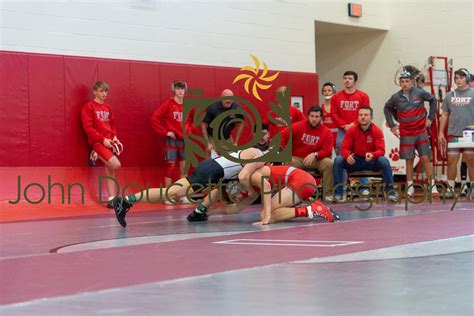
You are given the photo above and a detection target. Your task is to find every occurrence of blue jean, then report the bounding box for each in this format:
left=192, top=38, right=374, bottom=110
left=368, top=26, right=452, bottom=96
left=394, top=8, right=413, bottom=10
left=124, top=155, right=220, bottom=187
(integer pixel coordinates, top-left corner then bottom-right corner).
left=335, top=129, right=369, bottom=187
left=333, top=155, right=394, bottom=195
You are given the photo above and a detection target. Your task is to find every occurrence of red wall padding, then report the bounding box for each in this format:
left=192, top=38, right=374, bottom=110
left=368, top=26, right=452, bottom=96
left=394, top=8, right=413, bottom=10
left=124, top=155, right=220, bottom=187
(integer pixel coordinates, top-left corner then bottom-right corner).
left=0, top=51, right=318, bottom=167
left=0, top=52, right=30, bottom=166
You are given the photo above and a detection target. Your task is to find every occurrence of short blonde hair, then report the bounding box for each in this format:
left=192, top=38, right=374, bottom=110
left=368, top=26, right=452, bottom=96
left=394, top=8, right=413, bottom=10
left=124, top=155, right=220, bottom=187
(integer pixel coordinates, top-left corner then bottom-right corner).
left=93, top=81, right=109, bottom=91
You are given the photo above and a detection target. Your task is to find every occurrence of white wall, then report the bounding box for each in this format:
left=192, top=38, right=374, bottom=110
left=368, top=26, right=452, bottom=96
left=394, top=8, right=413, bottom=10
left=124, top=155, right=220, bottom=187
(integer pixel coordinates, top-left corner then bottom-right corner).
left=316, top=0, right=473, bottom=125
left=1, top=0, right=470, bottom=117
left=0, top=0, right=390, bottom=73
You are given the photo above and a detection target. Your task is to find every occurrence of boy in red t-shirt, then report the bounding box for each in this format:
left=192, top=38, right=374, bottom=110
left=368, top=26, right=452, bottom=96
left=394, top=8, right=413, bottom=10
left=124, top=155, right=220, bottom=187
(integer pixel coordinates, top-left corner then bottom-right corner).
left=331, top=71, right=371, bottom=193
left=81, top=81, right=122, bottom=208
left=151, top=81, right=187, bottom=194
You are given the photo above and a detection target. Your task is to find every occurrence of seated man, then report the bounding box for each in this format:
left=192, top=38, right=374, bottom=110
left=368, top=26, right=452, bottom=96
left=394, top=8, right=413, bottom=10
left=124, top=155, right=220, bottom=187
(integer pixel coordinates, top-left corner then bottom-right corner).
left=113, top=147, right=265, bottom=227
left=333, top=106, right=398, bottom=202
left=281, top=105, right=334, bottom=201
left=188, top=164, right=340, bottom=225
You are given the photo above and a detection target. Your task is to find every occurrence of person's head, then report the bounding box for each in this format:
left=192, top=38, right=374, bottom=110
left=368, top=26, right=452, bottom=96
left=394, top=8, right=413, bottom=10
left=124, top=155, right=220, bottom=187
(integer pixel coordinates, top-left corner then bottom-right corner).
left=253, top=124, right=270, bottom=151
left=275, top=86, right=290, bottom=105
left=321, top=82, right=336, bottom=100
left=220, top=89, right=234, bottom=109
left=399, top=70, right=413, bottom=91
left=93, top=81, right=109, bottom=103
left=454, top=68, right=471, bottom=89
left=172, top=80, right=187, bottom=98
left=307, top=105, right=323, bottom=127
left=276, top=86, right=287, bottom=94
left=415, top=74, right=425, bottom=88
left=343, top=71, right=358, bottom=89
left=358, top=106, right=373, bottom=127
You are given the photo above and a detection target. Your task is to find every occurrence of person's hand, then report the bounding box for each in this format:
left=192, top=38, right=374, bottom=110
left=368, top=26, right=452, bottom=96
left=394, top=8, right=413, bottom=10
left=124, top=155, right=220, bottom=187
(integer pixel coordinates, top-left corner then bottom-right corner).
left=112, top=136, right=119, bottom=143
left=344, top=123, right=354, bottom=132
left=439, top=133, right=447, bottom=158
left=365, top=152, right=374, bottom=162
left=391, top=125, right=400, bottom=138
left=426, top=119, right=432, bottom=128
left=303, top=152, right=317, bottom=167
left=167, top=131, right=176, bottom=140
left=346, top=153, right=356, bottom=165
left=103, top=138, right=113, bottom=148
left=252, top=211, right=271, bottom=226
left=246, top=187, right=258, bottom=199
left=207, top=142, right=214, bottom=154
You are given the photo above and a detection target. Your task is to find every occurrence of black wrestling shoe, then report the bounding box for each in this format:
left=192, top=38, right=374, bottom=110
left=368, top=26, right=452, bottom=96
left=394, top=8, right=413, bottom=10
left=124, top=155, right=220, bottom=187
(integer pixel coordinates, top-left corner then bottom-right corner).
left=330, top=208, right=341, bottom=221
left=187, top=210, right=209, bottom=222
left=113, top=197, right=132, bottom=227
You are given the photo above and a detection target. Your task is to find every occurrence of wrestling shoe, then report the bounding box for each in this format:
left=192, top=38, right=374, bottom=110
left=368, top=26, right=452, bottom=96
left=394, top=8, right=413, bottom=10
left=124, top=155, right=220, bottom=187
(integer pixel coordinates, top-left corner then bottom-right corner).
left=113, top=197, right=132, bottom=227
left=107, top=196, right=115, bottom=209
left=186, top=210, right=209, bottom=222
left=310, top=200, right=340, bottom=222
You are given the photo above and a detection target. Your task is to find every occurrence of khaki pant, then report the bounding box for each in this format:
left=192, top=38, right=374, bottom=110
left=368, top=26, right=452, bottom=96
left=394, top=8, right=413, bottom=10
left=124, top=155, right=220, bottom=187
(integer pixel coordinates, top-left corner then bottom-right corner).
left=290, top=156, right=333, bottom=197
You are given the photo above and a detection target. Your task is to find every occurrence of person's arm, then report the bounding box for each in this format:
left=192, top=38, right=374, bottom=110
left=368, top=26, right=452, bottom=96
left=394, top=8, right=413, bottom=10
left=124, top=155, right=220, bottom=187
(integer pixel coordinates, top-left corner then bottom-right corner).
left=316, top=129, right=333, bottom=159
left=150, top=103, right=169, bottom=136
left=340, top=128, right=353, bottom=160
left=438, top=111, right=449, bottom=157
left=206, top=189, right=258, bottom=214
left=238, top=148, right=265, bottom=197
left=362, top=92, right=371, bottom=107
left=292, top=106, right=305, bottom=122
left=372, top=127, right=386, bottom=159
left=250, top=169, right=272, bottom=225
left=280, top=126, right=291, bottom=149
left=234, top=122, right=244, bottom=145
left=330, top=95, right=345, bottom=128
left=108, top=105, right=118, bottom=139
left=383, top=95, right=397, bottom=129
left=201, top=107, right=215, bottom=150
left=423, top=90, right=437, bottom=123
left=81, top=103, right=105, bottom=144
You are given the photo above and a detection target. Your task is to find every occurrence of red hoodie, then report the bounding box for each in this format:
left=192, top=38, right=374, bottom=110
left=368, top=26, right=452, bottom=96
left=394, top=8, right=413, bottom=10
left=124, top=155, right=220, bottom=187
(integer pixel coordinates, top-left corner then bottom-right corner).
left=330, top=89, right=370, bottom=128
left=150, top=97, right=184, bottom=139
left=341, top=123, right=385, bottom=160
left=322, top=104, right=338, bottom=149
left=267, top=106, right=305, bottom=139
left=281, top=120, right=333, bottom=159
left=81, top=100, right=117, bottom=145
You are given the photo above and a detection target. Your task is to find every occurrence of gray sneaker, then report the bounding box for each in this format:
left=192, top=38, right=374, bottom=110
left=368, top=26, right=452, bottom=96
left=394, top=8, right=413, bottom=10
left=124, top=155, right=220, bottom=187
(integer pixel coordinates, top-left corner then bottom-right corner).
left=324, top=195, right=335, bottom=203
left=443, top=190, right=454, bottom=199
left=388, top=192, right=399, bottom=203
left=334, top=194, right=347, bottom=203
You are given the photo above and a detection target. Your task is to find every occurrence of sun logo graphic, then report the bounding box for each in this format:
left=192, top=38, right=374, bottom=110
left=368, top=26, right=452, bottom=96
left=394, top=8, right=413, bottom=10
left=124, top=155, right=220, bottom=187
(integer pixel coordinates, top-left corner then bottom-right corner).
left=232, top=55, right=280, bottom=101
left=182, top=55, right=291, bottom=174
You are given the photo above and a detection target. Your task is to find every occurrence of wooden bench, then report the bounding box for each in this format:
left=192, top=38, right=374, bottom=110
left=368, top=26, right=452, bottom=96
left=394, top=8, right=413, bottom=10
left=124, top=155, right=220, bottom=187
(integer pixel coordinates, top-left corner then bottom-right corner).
left=306, top=169, right=385, bottom=200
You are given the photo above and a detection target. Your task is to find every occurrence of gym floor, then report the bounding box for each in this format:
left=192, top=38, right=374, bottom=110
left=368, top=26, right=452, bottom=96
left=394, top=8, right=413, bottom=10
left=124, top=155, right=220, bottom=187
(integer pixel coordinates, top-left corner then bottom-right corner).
left=0, top=201, right=473, bottom=315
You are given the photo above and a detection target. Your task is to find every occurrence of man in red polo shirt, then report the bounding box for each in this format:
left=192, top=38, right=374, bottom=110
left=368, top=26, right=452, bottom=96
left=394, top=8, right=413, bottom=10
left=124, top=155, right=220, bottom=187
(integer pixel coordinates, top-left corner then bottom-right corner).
left=281, top=105, right=333, bottom=201
left=333, top=106, right=398, bottom=202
